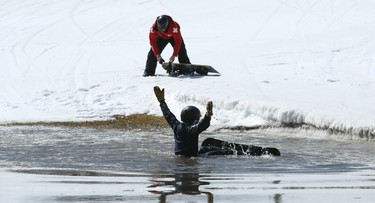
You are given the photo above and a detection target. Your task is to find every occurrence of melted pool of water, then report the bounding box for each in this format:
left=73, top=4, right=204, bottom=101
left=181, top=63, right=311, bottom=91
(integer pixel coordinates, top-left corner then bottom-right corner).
left=1, top=126, right=375, bottom=202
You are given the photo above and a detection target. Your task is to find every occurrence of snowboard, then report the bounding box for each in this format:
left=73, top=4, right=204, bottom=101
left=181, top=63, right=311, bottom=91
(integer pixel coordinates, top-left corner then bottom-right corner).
left=199, top=138, right=280, bottom=156
left=161, top=62, right=220, bottom=76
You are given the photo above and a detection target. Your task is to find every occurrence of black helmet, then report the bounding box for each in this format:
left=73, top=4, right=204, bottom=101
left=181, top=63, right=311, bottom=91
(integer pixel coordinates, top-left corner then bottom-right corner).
left=181, top=106, right=201, bottom=124
left=157, top=15, right=170, bottom=31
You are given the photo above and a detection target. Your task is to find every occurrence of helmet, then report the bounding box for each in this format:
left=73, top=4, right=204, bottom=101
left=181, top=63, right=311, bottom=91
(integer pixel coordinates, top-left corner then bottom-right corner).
left=157, top=15, right=170, bottom=31
left=181, top=106, right=201, bottom=124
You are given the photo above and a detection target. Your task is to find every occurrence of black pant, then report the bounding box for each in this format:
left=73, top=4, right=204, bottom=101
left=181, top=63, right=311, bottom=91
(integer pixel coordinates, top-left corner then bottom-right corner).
left=144, top=38, right=190, bottom=76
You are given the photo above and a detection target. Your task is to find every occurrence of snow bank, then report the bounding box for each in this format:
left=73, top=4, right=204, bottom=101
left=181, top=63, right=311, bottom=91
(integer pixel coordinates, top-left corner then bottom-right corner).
left=0, top=0, right=374, bottom=139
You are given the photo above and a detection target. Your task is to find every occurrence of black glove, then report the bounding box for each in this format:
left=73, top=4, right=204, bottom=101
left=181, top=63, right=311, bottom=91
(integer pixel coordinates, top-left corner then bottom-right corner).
left=156, top=55, right=165, bottom=64
left=166, top=62, right=173, bottom=74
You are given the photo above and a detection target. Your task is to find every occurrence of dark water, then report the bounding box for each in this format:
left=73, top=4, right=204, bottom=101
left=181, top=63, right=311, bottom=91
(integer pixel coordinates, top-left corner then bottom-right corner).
left=1, top=126, right=375, bottom=202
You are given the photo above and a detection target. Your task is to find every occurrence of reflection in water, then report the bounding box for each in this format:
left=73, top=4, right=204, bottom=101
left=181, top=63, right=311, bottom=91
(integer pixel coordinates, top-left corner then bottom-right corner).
left=148, top=157, right=213, bottom=202
left=148, top=172, right=213, bottom=203
left=147, top=172, right=284, bottom=203
left=147, top=157, right=285, bottom=203
left=273, top=193, right=283, bottom=203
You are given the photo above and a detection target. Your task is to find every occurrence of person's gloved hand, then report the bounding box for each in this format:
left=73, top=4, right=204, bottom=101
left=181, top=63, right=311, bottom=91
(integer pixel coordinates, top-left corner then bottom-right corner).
left=166, top=62, right=173, bottom=74
left=156, top=55, right=165, bottom=64
left=154, top=86, right=165, bottom=102
left=169, top=55, right=176, bottom=63
left=206, top=101, right=213, bottom=117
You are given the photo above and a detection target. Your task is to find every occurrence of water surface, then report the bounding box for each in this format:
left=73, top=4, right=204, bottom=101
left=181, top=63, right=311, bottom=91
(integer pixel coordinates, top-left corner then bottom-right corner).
left=1, top=126, right=374, bottom=202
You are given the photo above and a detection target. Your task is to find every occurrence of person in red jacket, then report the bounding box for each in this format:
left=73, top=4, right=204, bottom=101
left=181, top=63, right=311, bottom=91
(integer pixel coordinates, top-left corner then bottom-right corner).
left=143, top=15, right=191, bottom=76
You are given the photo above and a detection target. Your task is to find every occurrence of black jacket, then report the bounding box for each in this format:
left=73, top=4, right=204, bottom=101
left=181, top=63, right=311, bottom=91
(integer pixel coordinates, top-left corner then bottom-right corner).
left=160, top=100, right=211, bottom=157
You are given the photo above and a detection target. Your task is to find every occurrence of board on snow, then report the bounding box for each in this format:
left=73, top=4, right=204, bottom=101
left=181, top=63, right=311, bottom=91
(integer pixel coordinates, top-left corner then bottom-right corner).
left=200, top=138, right=280, bottom=156
left=161, top=62, right=220, bottom=76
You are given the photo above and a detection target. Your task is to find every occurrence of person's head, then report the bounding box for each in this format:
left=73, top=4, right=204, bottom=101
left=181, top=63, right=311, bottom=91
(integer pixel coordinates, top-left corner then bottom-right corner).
left=181, top=106, right=201, bottom=125
left=157, top=15, right=170, bottom=32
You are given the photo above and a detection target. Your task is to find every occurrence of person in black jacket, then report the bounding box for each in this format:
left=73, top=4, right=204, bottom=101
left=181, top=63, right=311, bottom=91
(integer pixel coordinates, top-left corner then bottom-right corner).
left=153, top=86, right=281, bottom=157
left=154, top=86, right=212, bottom=157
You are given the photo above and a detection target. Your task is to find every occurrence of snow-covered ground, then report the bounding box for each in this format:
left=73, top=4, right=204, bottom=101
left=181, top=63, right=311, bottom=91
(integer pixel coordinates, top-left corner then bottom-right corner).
left=0, top=0, right=374, bottom=139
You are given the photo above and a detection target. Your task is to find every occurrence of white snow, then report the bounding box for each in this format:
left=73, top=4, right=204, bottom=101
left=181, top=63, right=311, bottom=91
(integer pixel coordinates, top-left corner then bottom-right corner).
left=0, top=0, right=374, bottom=138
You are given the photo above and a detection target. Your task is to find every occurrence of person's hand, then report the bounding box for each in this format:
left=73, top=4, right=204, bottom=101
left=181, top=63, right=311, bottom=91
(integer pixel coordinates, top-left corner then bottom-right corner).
left=154, top=86, right=165, bottom=102
left=169, top=55, right=176, bottom=63
left=206, top=101, right=213, bottom=117
left=156, top=55, right=165, bottom=64
left=166, top=62, right=173, bottom=74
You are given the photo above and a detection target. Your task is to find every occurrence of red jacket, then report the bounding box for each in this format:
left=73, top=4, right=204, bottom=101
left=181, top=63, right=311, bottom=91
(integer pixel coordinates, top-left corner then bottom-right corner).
left=149, top=15, right=183, bottom=57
